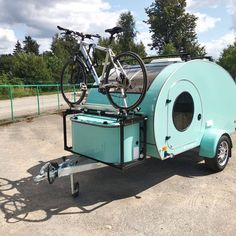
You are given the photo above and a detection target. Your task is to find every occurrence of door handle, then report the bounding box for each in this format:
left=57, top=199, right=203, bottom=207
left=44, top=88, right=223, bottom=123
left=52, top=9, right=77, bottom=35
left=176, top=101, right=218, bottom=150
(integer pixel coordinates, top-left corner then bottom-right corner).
left=197, top=114, right=202, bottom=121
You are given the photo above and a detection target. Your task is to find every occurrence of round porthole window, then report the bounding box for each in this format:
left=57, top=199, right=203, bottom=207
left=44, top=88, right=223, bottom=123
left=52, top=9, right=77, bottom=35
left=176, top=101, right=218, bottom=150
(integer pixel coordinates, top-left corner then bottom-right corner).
left=172, top=92, right=194, bottom=131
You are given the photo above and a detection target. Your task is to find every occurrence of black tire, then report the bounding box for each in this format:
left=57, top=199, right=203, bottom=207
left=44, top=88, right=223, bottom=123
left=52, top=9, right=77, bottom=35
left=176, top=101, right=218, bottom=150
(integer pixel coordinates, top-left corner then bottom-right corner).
left=204, top=135, right=231, bottom=172
left=47, top=162, right=59, bottom=184
left=105, top=51, right=147, bottom=111
left=60, top=59, right=87, bottom=107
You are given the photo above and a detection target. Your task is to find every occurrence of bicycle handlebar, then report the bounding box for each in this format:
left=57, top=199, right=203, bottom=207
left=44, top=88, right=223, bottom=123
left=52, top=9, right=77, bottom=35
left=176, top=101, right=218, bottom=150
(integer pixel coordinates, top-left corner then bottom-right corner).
left=57, top=26, right=101, bottom=40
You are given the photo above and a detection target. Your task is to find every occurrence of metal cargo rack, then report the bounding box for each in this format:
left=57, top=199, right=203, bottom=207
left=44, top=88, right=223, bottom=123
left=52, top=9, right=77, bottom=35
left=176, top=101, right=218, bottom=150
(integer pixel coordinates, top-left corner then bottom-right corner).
left=35, top=104, right=147, bottom=197
left=63, top=105, right=148, bottom=169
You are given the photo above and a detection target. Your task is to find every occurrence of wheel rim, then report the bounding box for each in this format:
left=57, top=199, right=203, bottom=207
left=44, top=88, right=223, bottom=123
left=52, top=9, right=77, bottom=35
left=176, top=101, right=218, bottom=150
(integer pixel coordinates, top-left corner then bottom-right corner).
left=217, top=141, right=229, bottom=166
left=105, top=52, right=147, bottom=111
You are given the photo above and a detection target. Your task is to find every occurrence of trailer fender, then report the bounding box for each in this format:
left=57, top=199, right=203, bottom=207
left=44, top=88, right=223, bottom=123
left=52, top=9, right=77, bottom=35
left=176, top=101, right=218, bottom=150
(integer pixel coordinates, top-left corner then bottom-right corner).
left=199, top=129, right=232, bottom=158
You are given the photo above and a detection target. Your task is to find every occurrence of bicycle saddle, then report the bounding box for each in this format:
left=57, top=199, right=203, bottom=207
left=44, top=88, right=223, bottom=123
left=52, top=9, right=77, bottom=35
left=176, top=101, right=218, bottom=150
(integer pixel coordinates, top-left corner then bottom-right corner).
left=105, top=26, right=123, bottom=35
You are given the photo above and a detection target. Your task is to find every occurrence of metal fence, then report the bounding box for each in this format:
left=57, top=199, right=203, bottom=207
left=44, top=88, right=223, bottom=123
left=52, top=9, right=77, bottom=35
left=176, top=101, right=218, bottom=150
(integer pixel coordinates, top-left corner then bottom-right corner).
left=0, top=84, right=64, bottom=121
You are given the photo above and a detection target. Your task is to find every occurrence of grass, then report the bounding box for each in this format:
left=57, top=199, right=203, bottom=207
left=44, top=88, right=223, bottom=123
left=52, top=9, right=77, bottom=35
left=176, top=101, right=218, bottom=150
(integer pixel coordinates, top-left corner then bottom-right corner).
left=0, top=86, right=60, bottom=100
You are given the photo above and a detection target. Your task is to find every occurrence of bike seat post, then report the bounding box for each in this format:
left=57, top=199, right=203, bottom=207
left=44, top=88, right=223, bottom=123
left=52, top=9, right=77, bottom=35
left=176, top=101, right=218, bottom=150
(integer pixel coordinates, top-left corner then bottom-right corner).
left=105, top=26, right=123, bottom=46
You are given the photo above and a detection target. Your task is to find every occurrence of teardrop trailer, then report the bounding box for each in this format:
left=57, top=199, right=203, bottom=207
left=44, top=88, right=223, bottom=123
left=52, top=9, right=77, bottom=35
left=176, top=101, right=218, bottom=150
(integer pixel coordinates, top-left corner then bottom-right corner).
left=34, top=56, right=236, bottom=197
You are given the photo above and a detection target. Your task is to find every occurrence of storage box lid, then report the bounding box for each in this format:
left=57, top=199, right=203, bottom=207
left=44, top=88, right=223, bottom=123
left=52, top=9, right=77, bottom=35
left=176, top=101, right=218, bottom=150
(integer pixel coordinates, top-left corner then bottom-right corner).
left=71, top=114, right=120, bottom=127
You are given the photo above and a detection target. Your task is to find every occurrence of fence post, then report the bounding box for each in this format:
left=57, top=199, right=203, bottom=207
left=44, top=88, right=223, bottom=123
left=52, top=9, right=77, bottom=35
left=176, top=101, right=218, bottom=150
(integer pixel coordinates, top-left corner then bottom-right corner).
left=73, top=86, right=76, bottom=103
left=9, top=85, right=14, bottom=121
left=57, top=84, right=60, bottom=110
left=36, top=86, right=40, bottom=115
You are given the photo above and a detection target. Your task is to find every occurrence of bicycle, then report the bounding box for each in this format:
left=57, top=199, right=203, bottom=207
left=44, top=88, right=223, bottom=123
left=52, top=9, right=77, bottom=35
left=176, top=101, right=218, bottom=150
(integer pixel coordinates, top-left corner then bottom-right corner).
left=57, top=25, right=147, bottom=112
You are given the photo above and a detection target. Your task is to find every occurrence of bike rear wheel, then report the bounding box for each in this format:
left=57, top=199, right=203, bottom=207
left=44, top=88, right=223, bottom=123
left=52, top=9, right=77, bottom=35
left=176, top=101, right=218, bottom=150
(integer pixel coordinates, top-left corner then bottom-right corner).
left=60, top=59, right=87, bottom=107
left=105, top=51, right=147, bottom=111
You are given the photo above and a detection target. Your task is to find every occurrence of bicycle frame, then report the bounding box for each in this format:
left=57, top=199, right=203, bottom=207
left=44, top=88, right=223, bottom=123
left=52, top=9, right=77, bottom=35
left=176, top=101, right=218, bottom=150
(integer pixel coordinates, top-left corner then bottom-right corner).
left=79, top=39, right=116, bottom=85
left=77, top=36, right=144, bottom=109
left=58, top=25, right=147, bottom=111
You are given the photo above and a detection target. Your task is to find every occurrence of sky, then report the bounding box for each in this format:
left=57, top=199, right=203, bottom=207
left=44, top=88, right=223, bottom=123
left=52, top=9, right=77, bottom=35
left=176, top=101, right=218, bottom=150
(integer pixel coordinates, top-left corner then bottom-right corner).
left=0, top=0, right=236, bottom=59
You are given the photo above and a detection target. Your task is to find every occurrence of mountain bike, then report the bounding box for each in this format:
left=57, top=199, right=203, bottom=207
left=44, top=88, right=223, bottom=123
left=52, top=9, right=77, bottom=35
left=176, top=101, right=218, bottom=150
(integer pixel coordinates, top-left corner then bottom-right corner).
left=57, top=25, right=147, bottom=111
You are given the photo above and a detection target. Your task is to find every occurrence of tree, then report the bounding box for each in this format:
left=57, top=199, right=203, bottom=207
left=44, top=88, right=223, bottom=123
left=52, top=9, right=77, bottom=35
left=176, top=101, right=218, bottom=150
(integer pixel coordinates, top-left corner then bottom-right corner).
left=51, top=33, right=77, bottom=62
left=145, top=0, right=205, bottom=56
left=162, top=43, right=178, bottom=55
left=117, top=11, right=147, bottom=57
left=131, top=41, right=147, bottom=58
left=98, top=11, right=146, bottom=59
left=23, top=36, right=40, bottom=55
left=43, top=52, right=63, bottom=83
left=13, top=40, right=23, bottom=55
left=117, top=11, right=137, bottom=51
left=13, top=53, right=50, bottom=84
left=218, top=41, right=236, bottom=80
left=0, top=54, right=13, bottom=76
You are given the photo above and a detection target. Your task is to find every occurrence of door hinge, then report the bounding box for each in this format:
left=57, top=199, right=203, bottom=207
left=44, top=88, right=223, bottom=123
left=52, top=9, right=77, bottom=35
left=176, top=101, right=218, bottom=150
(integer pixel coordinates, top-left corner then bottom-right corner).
left=165, top=136, right=171, bottom=141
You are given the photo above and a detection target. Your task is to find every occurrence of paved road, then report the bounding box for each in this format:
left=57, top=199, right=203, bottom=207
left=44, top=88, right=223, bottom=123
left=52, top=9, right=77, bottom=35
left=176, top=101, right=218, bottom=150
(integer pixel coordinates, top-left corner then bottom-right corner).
left=0, top=114, right=236, bottom=235
left=0, top=94, right=68, bottom=121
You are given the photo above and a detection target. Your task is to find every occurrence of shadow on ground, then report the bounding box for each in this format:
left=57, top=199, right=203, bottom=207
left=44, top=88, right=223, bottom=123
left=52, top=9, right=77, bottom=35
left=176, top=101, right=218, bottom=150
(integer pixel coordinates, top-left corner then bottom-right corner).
left=0, top=150, right=212, bottom=223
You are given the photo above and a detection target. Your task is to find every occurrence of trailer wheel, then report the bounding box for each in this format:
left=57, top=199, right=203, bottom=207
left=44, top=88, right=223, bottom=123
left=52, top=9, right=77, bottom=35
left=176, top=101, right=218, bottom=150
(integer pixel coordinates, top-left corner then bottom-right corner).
left=204, top=135, right=231, bottom=172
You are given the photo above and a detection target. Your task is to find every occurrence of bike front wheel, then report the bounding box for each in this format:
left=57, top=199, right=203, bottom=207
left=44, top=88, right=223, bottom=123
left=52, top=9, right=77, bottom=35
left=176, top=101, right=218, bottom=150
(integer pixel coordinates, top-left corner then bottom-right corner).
left=60, top=59, right=87, bottom=107
left=105, top=51, right=147, bottom=111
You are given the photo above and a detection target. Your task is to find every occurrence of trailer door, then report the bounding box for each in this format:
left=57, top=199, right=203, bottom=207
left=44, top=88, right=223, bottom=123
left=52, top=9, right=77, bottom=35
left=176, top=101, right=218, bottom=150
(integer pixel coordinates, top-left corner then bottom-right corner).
left=167, top=80, right=203, bottom=152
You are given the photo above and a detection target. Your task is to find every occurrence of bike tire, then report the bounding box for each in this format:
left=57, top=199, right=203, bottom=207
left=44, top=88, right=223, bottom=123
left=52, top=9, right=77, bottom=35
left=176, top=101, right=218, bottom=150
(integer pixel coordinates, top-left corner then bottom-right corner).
left=105, top=51, right=147, bottom=111
left=60, top=59, right=87, bottom=107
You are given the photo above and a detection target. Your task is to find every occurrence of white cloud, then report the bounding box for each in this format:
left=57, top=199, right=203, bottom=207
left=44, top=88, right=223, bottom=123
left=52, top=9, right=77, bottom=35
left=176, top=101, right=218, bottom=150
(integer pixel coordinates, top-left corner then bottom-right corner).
left=185, top=0, right=236, bottom=59
left=202, top=31, right=236, bottom=59
left=187, top=0, right=236, bottom=30
left=186, top=1, right=222, bottom=34
left=136, top=31, right=154, bottom=56
left=187, top=0, right=222, bottom=10
left=195, top=12, right=221, bottom=33
left=136, top=13, right=222, bottom=56
left=0, top=0, right=122, bottom=53
left=36, top=38, right=52, bottom=53
left=187, top=0, right=236, bottom=10
left=188, top=0, right=236, bottom=12
left=136, top=21, right=155, bottom=56
left=0, top=28, right=17, bottom=54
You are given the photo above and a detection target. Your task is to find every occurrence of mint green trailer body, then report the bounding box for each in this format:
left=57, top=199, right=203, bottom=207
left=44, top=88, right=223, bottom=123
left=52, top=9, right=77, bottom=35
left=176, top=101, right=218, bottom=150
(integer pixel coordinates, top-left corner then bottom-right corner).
left=79, top=60, right=236, bottom=162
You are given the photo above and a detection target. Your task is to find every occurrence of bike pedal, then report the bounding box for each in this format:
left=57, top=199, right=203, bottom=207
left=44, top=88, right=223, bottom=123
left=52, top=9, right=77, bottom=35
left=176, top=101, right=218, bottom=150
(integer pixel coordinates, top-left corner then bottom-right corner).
left=98, top=87, right=107, bottom=94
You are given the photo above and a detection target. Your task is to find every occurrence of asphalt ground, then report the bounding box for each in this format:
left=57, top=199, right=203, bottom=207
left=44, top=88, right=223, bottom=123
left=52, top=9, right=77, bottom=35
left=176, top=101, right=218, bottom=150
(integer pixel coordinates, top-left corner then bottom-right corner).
left=0, top=94, right=67, bottom=121
left=0, top=114, right=236, bottom=236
